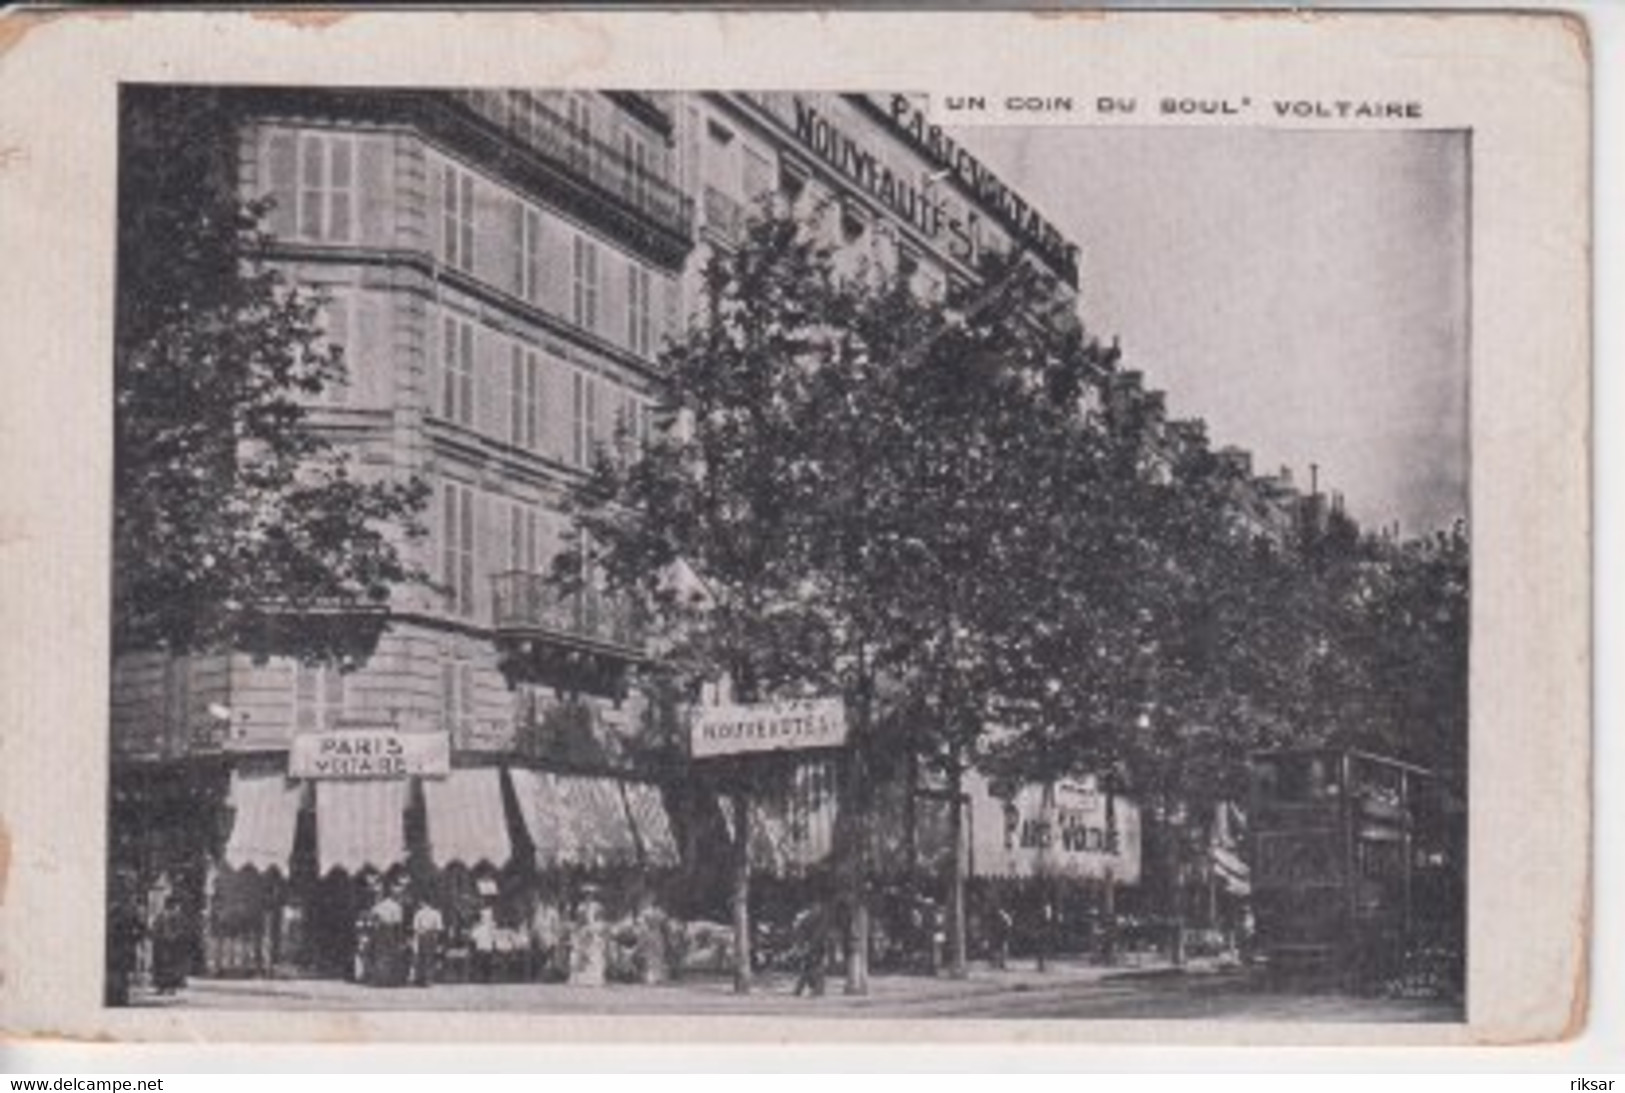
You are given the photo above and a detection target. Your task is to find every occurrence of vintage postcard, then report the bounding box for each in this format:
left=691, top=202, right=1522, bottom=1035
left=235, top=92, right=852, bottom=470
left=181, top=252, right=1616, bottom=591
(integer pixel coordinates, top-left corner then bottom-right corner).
left=0, top=9, right=1590, bottom=1047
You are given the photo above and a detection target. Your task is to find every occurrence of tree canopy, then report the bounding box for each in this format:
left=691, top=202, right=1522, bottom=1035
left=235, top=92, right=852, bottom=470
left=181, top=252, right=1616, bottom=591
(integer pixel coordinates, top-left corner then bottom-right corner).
left=114, top=86, right=428, bottom=662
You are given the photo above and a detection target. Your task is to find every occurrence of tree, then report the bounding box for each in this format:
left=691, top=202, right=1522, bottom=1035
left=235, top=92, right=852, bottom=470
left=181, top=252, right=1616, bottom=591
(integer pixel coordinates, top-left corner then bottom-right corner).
left=114, top=87, right=428, bottom=662
left=567, top=205, right=1113, bottom=987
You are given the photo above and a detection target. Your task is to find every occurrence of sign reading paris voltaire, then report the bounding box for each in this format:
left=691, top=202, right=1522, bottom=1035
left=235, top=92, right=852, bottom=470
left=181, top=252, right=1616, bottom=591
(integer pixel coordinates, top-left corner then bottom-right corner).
left=785, top=95, right=1080, bottom=289
left=691, top=698, right=849, bottom=759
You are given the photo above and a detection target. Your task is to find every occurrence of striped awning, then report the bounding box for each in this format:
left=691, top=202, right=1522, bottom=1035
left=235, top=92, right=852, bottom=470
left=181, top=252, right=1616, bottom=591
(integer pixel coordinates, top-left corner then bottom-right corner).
left=510, top=769, right=673, bottom=869
left=223, top=771, right=303, bottom=873
left=622, top=781, right=680, bottom=868
left=717, top=759, right=838, bottom=876
left=1212, top=844, right=1252, bottom=896
left=315, top=779, right=409, bottom=876
left=423, top=767, right=512, bottom=869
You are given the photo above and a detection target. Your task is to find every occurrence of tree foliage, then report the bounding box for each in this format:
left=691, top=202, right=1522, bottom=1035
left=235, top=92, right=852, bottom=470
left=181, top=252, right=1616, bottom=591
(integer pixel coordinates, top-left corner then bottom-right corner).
left=114, top=87, right=428, bottom=661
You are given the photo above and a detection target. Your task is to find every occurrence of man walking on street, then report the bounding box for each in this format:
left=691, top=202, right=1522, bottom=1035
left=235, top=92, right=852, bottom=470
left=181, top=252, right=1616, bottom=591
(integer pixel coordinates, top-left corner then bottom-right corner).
left=792, top=899, right=830, bottom=997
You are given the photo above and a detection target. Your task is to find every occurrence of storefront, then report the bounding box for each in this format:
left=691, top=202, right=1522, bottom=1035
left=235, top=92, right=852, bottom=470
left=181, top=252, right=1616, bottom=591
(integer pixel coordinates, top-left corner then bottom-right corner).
left=206, top=729, right=682, bottom=983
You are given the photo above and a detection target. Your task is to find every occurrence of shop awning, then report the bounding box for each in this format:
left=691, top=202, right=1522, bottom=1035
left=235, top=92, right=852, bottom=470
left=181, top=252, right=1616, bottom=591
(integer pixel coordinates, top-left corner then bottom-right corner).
left=1212, top=845, right=1251, bottom=896
left=510, top=769, right=647, bottom=869
left=622, top=781, right=680, bottom=868
left=315, top=779, right=409, bottom=876
left=223, top=771, right=303, bottom=873
left=422, top=767, right=512, bottom=869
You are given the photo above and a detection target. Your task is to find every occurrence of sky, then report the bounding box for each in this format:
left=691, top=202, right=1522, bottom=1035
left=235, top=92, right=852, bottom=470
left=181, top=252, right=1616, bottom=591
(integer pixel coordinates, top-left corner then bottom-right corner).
left=953, top=125, right=1469, bottom=536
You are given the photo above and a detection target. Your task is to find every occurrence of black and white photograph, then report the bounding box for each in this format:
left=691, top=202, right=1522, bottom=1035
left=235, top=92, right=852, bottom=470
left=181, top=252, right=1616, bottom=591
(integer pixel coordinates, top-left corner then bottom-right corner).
left=103, top=84, right=1471, bottom=1023
left=0, top=7, right=1595, bottom=1057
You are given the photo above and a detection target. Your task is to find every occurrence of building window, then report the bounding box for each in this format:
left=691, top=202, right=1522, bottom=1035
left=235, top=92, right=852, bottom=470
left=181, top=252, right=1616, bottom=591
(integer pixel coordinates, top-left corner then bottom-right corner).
left=779, top=157, right=809, bottom=204
left=293, top=662, right=346, bottom=733
left=572, top=235, right=600, bottom=331
left=626, top=264, right=653, bottom=358
left=265, top=130, right=357, bottom=243
left=519, top=205, right=543, bottom=305
left=743, top=146, right=773, bottom=206
left=508, top=344, right=543, bottom=452
left=572, top=368, right=599, bottom=467
left=566, top=94, right=594, bottom=141
left=438, top=313, right=476, bottom=427
left=507, top=499, right=540, bottom=574
left=622, top=131, right=650, bottom=208
left=314, top=290, right=353, bottom=406
left=441, top=481, right=476, bottom=618
left=440, top=161, right=476, bottom=273
left=440, top=655, right=475, bottom=737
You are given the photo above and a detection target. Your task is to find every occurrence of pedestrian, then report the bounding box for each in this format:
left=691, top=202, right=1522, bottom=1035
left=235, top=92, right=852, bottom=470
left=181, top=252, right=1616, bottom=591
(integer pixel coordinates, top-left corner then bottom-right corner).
left=569, top=885, right=608, bottom=987
left=370, top=882, right=408, bottom=987
left=529, top=899, right=565, bottom=982
left=988, top=899, right=1012, bottom=970
left=411, top=894, right=445, bottom=987
left=150, top=901, right=190, bottom=995
left=634, top=894, right=672, bottom=985
left=470, top=904, right=499, bottom=984
left=791, top=900, right=830, bottom=997
left=106, top=884, right=145, bottom=1006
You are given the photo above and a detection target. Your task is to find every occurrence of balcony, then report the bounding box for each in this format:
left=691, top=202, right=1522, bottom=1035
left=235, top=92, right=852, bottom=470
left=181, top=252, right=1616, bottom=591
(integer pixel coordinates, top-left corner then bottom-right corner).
left=448, top=91, right=694, bottom=244
left=491, top=571, right=647, bottom=656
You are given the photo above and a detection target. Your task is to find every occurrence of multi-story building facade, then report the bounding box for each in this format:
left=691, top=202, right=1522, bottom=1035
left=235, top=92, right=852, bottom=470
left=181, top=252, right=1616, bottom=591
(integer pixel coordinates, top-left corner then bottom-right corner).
left=115, top=89, right=1307, bottom=982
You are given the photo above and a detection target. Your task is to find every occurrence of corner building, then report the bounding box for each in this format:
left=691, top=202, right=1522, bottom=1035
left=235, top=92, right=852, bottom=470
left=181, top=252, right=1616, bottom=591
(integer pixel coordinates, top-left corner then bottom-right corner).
left=109, top=88, right=1120, bottom=982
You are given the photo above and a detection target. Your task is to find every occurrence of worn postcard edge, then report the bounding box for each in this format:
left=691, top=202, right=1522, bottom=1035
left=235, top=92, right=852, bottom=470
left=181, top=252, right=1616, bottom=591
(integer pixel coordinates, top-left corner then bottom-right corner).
left=0, top=7, right=1592, bottom=1047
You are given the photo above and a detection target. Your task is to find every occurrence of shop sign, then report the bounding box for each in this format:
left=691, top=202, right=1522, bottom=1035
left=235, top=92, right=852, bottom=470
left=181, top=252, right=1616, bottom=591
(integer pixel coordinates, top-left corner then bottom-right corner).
left=969, top=774, right=1142, bottom=883
left=691, top=698, right=848, bottom=759
left=290, top=728, right=451, bottom=779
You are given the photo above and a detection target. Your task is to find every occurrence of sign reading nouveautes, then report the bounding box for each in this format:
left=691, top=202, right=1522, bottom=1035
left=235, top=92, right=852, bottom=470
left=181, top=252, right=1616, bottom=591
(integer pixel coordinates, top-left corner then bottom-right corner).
left=290, top=728, right=451, bottom=778
left=691, top=699, right=849, bottom=758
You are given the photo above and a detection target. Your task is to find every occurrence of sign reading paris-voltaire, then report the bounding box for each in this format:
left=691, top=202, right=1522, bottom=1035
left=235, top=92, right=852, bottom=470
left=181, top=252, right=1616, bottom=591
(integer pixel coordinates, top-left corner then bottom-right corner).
left=289, top=728, right=451, bottom=778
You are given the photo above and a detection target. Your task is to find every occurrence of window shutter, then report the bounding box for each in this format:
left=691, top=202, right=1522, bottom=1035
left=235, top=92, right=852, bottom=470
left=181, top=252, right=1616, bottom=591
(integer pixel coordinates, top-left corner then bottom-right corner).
left=545, top=353, right=571, bottom=464
left=602, top=250, right=628, bottom=348
left=525, top=351, right=542, bottom=452
left=440, top=162, right=458, bottom=267
left=509, top=199, right=527, bottom=298
left=661, top=275, right=681, bottom=345
left=440, top=657, right=456, bottom=731
left=525, top=209, right=543, bottom=305
left=299, top=134, right=326, bottom=239
left=356, top=293, right=387, bottom=405
left=476, top=323, right=500, bottom=437
left=328, top=138, right=354, bottom=241
left=322, top=667, right=344, bottom=729
left=265, top=130, right=298, bottom=238
left=459, top=485, right=475, bottom=618
left=441, top=482, right=458, bottom=613
left=294, top=662, right=318, bottom=733
left=458, top=319, right=475, bottom=428
left=428, top=155, right=445, bottom=263
left=506, top=342, right=523, bottom=447
left=323, top=293, right=352, bottom=405
left=458, top=662, right=476, bottom=725
left=459, top=173, right=475, bottom=273
left=358, top=135, right=390, bottom=245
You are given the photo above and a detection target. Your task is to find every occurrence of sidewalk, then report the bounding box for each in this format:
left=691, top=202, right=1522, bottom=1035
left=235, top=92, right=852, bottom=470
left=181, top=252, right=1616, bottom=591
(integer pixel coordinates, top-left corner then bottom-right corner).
left=160, top=954, right=1242, bottom=1015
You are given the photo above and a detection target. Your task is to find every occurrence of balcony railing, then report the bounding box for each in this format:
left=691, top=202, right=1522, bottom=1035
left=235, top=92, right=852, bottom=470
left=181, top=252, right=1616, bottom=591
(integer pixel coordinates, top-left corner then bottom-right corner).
left=491, top=570, right=646, bottom=654
left=450, top=91, right=694, bottom=241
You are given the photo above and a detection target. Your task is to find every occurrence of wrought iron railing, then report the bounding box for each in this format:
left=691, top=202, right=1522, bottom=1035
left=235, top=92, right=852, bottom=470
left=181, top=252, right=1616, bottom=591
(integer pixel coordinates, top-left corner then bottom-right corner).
left=450, top=90, right=694, bottom=240
left=491, top=570, right=646, bottom=652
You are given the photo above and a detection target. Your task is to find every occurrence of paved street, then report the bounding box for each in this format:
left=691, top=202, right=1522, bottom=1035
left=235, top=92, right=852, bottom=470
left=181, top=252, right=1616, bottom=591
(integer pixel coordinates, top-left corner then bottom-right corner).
left=142, top=962, right=1462, bottom=1023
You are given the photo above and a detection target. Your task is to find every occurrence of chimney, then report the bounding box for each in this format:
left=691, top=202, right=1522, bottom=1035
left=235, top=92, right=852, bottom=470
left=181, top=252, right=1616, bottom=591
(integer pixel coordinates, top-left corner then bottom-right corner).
left=1216, top=446, right=1252, bottom=479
